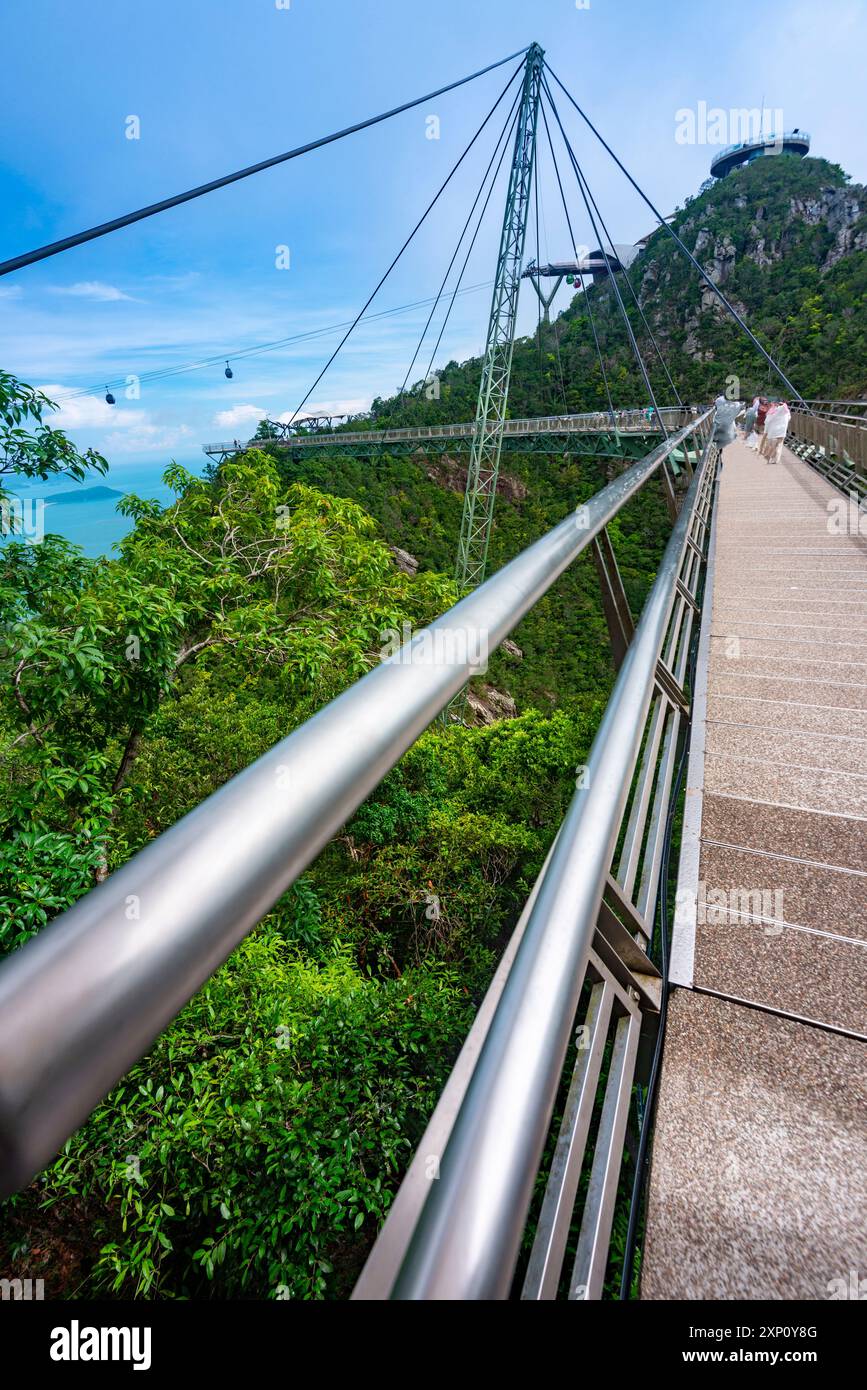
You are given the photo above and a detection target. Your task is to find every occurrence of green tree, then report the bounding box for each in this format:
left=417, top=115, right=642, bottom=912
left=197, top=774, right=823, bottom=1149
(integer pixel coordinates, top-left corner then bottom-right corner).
left=0, top=370, right=107, bottom=502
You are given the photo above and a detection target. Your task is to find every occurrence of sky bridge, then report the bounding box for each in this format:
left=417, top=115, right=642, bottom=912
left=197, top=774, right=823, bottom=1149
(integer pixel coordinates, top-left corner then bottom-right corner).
left=202, top=406, right=696, bottom=464
left=0, top=38, right=864, bottom=1305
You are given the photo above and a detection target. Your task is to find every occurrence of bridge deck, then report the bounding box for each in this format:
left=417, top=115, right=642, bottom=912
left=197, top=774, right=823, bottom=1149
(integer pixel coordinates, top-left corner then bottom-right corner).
left=201, top=406, right=693, bottom=459
left=643, top=438, right=867, bottom=1299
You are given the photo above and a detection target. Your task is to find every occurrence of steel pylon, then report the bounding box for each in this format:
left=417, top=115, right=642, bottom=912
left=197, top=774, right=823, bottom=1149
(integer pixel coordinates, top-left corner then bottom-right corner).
left=454, top=43, right=545, bottom=592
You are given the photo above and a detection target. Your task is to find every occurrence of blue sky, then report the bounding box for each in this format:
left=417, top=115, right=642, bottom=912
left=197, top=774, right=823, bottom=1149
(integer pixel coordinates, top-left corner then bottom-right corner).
left=1, top=0, right=865, bottom=476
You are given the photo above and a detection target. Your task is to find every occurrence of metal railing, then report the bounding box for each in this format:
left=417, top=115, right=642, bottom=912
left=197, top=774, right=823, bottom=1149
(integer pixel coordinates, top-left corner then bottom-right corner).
left=788, top=406, right=867, bottom=498
left=202, top=406, right=696, bottom=458
left=712, top=129, right=811, bottom=162
left=355, top=422, right=717, bottom=1299
left=791, top=399, right=867, bottom=424
left=0, top=410, right=713, bottom=1257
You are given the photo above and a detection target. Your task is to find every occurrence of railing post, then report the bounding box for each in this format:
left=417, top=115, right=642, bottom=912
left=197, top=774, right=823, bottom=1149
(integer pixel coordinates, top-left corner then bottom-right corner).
left=591, top=527, right=635, bottom=669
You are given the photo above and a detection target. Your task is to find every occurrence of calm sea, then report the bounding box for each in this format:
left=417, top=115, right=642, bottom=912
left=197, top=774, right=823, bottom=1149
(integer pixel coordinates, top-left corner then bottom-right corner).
left=1, top=460, right=207, bottom=559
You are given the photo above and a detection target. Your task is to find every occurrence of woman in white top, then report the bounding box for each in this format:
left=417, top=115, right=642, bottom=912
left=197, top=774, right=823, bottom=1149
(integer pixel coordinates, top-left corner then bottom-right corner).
left=762, top=402, right=791, bottom=464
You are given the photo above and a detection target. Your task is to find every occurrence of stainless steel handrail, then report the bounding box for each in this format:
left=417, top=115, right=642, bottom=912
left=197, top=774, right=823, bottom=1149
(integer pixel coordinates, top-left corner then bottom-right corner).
left=382, top=430, right=716, bottom=1299
left=0, top=411, right=711, bottom=1198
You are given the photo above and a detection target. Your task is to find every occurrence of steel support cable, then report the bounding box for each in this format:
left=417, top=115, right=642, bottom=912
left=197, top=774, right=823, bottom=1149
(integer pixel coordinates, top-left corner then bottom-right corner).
left=538, top=157, right=569, bottom=414
left=569, top=156, right=683, bottom=409
left=398, top=83, right=522, bottom=398
left=0, top=47, right=530, bottom=279
left=543, top=63, right=810, bottom=409
left=419, top=104, right=520, bottom=392
left=52, top=283, right=495, bottom=405
left=539, top=99, right=615, bottom=421
left=542, top=81, right=668, bottom=439
left=285, top=59, right=526, bottom=428
left=533, top=136, right=548, bottom=412
left=621, top=265, right=684, bottom=407
left=544, top=78, right=683, bottom=410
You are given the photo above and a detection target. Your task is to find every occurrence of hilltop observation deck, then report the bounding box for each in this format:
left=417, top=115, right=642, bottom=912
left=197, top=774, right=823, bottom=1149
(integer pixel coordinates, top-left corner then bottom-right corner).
left=710, top=129, right=810, bottom=179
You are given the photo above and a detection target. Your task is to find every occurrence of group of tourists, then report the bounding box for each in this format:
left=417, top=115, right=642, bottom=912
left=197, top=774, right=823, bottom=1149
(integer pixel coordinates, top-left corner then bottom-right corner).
left=742, top=395, right=791, bottom=464
left=711, top=392, right=791, bottom=464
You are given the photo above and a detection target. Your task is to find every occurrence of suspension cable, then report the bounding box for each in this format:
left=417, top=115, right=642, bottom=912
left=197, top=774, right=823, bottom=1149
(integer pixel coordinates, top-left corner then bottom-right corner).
left=286, top=59, right=525, bottom=427
left=398, top=82, right=522, bottom=397
left=568, top=143, right=683, bottom=408
left=0, top=48, right=530, bottom=279
left=418, top=103, right=521, bottom=394
left=538, top=148, right=569, bottom=414
left=544, top=62, right=809, bottom=408
left=533, top=131, right=548, bottom=412
left=539, top=100, right=615, bottom=420
left=621, top=261, right=684, bottom=406
left=542, top=81, right=668, bottom=438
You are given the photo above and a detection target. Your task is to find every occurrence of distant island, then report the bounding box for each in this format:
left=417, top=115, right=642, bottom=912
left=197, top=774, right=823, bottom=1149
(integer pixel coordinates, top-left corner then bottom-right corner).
left=46, top=485, right=124, bottom=506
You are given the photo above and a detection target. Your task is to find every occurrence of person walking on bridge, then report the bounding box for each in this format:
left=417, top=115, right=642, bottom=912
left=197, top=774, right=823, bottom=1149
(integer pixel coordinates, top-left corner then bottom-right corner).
left=742, top=396, right=759, bottom=444
left=711, top=396, right=744, bottom=459
left=762, top=400, right=791, bottom=464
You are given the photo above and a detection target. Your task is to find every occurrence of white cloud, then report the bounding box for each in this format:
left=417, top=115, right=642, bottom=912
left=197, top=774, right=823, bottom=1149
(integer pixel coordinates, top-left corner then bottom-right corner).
left=37, top=387, right=125, bottom=429
left=213, top=402, right=268, bottom=428
left=278, top=396, right=370, bottom=420
left=51, top=281, right=137, bottom=303
left=34, top=385, right=192, bottom=456
left=103, top=423, right=193, bottom=455
left=0, top=285, right=22, bottom=299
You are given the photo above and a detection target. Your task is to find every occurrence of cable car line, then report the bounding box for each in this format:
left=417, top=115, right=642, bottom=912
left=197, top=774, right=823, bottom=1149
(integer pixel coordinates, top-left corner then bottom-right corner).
left=50, top=281, right=493, bottom=405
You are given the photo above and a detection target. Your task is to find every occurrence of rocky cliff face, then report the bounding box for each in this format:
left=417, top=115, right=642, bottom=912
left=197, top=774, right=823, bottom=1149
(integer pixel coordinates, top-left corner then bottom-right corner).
left=681, top=183, right=866, bottom=288
left=613, top=156, right=867, bottom=396
left=361, top=155, right=867, bottom=429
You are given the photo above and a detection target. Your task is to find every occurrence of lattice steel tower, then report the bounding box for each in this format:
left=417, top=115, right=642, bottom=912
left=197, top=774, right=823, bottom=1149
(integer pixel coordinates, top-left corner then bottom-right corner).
left=454, top=42, right=545, bottom=590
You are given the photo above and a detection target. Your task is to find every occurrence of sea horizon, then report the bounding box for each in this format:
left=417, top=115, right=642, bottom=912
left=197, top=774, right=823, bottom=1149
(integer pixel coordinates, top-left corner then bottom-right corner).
left=1, top=455, right=208, bottom=558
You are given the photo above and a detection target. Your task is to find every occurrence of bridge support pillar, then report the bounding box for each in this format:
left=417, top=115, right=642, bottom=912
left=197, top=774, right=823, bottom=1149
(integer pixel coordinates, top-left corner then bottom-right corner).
left=591, top=527, right=635, bottom=669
